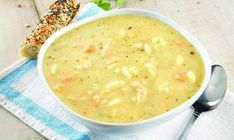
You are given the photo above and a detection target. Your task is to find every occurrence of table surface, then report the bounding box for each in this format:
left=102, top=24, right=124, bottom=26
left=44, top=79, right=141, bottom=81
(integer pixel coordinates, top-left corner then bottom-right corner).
left=0, top=0, right=233, bottom=139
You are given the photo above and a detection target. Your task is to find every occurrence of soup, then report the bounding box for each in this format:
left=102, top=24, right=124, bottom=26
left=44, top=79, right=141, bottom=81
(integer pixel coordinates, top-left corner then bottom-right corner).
left=43, top=15, right=204, bottom=123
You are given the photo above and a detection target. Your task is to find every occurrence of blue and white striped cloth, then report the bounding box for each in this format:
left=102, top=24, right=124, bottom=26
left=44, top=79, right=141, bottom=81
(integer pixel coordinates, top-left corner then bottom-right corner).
left=1, top=3, right=234, bottom=140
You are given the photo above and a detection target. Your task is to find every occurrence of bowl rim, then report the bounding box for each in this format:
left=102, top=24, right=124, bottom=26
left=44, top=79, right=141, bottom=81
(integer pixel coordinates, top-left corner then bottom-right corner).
left=38, top=8, right=211, bottom=127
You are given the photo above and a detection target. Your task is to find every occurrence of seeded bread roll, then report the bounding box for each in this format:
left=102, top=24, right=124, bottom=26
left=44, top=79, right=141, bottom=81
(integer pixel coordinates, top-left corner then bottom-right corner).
left=19, top=0, right=80, bottom=58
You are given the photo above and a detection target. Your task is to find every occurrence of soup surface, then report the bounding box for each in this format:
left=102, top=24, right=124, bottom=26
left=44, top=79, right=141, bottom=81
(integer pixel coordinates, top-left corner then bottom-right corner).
left=43, top=15, right=204, bottom=123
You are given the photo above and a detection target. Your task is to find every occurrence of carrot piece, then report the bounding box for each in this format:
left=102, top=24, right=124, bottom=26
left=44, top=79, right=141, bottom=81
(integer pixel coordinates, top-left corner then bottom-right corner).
left=81, top=108, right=91, bottom=115
left=62, top=77, right=75, bottom=84
left=84, top=45, right=95, bottom=53
left=173, top=73, right=187, bottom=83
left=173, top=40, right=184, bottom=48
left=91, top=99, right=99, bottom=107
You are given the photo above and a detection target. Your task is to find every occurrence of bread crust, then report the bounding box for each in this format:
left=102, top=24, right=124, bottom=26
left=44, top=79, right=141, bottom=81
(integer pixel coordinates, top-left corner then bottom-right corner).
left=20, top=0, right=80, bottom=58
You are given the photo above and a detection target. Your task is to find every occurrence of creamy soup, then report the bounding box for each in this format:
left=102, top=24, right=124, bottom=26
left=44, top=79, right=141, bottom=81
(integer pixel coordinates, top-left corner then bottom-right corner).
left=43, top=15, right=204, bottom=123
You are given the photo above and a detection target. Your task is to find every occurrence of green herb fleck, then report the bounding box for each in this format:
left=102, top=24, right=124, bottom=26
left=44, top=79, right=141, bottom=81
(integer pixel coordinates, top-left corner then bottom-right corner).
left=91, top=0, right=142, bottom=10
left=117, top=0, right=126, bottom=7
left=91, top=0, right=112, bottom=10
left=98, top=2, right=112, bottom=10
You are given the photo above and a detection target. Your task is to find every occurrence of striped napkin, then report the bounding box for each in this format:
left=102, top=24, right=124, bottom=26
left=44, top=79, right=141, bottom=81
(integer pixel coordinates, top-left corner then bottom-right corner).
left=0, top=3, right=234, bottom=140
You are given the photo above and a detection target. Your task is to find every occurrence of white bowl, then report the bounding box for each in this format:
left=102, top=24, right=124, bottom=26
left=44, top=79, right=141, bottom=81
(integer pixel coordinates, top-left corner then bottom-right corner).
left=38, top=9, right=211, bottom=135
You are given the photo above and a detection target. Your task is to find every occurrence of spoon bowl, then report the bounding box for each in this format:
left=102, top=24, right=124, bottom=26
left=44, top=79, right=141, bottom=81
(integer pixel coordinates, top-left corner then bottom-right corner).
left=193, top=65, right=227, bottom=113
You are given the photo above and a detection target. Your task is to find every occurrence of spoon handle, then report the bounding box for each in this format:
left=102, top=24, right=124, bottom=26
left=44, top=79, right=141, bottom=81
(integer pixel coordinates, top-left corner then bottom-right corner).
left=177, top=111, right=200, bottom=140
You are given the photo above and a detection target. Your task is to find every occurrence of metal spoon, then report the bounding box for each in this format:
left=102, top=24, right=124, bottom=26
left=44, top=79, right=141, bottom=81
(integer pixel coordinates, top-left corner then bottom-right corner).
left=177, top=65, right=227, bottom=140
